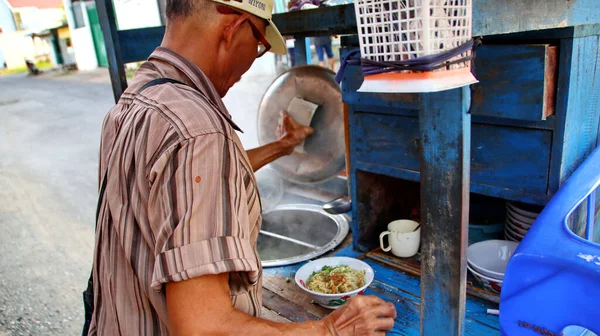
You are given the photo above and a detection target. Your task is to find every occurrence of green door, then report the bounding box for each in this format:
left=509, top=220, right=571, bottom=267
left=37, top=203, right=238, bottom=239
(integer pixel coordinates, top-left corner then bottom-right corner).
left=86, top=4, right=109, bottom=67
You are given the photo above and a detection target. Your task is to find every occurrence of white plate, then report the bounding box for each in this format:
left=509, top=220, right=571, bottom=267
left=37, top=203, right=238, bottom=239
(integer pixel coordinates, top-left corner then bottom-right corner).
left=467, top=264, right=504, bottom=283
left=507, top=202, right=541, bottom=220
left=506, top=208, right=536, bottom=226
left=505, top=225, right=525, bottom=240
left=506, top=213, right=533, bottom=230
left=506, top=218, right=529, bottom=235
left=504, top=228, right=521, bottom=242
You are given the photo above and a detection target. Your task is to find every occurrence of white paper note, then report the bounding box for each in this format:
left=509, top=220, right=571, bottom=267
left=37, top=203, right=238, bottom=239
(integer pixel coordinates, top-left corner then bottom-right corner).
left=286, top=97, right=319, bottom=153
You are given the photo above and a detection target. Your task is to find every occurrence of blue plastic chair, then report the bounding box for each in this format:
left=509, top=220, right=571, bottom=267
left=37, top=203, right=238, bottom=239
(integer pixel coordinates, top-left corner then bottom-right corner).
left=500, top=146, right=600, bottom=336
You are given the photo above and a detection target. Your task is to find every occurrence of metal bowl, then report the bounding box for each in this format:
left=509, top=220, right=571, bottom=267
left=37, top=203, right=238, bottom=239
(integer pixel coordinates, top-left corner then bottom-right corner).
left=257, top=204, right=349, bottom=267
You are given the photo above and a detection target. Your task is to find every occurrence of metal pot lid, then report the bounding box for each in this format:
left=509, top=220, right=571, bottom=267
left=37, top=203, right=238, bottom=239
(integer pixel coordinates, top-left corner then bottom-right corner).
left=258, top=65, right=345, bottom=184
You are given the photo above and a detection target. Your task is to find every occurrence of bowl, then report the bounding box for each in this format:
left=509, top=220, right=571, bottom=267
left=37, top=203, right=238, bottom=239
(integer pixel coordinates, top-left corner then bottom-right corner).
left=467, top=264, right=503, bottom=294
left=295, top=257, right=374, bottom=309
left=467, top=240, right=519, bottom=280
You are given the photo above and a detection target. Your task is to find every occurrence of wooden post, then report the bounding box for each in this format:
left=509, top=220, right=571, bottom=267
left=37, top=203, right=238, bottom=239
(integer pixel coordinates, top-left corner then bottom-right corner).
left=294, top=37, right=311, bottom=65
left=418, top=87, right=471, bottom=335
left=96, top=0, right=127, bottom=102
left=343, top=103, right=350, bottom=183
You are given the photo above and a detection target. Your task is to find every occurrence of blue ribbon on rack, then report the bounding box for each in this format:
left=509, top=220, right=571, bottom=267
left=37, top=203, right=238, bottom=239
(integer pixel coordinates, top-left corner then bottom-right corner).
left=335, top=37, right=482, bottom=84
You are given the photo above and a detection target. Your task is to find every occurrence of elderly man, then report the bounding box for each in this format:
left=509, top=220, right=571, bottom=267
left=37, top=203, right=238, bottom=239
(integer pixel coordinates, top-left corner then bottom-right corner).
left=86, top=0, right=396, bottom=335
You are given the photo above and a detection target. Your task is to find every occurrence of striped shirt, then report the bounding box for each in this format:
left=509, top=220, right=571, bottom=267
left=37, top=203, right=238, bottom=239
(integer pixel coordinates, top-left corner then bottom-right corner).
left=88, top=47, right=263, bottom=335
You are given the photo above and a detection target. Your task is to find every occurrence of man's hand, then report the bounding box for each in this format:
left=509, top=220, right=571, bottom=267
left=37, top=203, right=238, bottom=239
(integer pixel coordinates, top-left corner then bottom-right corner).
left=322, top=296, right=397, bottom=335
left=276, top=110, right=314, bottom=155
left=245, top=111, right=314, bottom=171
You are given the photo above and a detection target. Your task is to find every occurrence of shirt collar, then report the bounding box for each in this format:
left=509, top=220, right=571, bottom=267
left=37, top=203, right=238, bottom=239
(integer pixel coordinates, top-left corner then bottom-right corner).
left=148, top=47, right=244, bottom=133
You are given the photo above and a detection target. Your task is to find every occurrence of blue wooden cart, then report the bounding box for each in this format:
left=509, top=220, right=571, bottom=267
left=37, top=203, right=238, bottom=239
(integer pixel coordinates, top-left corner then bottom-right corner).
left=96, top=0, right=600, bottom=334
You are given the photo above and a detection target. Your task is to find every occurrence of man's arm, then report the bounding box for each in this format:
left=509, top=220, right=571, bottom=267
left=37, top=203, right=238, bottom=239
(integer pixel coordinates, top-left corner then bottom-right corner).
left=246, top=111, right=313, bottom=172
left=166, top=273, right=397, bottom=336
left=166, top=273, right=325, bottom=336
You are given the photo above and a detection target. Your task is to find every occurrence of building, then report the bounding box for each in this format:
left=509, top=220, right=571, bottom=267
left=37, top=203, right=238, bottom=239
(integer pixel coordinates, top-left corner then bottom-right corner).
left=0, top=0, right=17, bottom=68
left=8, top=0, right=65, bottom=32
left=31, top=24, right=75, bottom=68
left=0, top=0, right=65, bottom=69
left=62, top=0, right=163, bottom=71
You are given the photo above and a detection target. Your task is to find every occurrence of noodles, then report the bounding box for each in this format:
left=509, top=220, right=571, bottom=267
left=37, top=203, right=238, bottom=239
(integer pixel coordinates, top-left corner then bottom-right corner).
left=306, top=265, right=366, bottom=294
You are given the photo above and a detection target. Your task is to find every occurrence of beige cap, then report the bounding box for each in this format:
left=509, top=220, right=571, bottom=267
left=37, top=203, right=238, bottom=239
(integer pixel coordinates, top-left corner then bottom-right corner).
left=210, top=0, right=287, bottom=55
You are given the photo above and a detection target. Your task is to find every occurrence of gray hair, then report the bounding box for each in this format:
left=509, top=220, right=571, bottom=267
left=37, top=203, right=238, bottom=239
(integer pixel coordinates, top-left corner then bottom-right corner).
left=166, top=0, right=217, bottom=21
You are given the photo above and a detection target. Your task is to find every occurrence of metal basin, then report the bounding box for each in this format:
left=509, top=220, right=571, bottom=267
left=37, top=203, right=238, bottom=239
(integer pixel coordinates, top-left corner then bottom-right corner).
left=258, top=204, right=349, bottom=267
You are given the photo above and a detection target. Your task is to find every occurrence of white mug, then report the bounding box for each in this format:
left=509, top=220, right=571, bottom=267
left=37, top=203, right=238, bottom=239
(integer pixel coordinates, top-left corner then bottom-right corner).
left=379, top=220, right=421, bottom=258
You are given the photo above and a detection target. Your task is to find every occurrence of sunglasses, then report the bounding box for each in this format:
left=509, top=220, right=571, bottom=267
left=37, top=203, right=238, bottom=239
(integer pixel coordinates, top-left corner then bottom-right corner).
left=216, top=5, right=272, bottom=58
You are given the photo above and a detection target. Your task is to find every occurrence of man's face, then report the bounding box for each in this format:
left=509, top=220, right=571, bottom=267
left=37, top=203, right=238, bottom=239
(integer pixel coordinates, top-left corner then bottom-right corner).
left=217, top=10, right=268, bottom=96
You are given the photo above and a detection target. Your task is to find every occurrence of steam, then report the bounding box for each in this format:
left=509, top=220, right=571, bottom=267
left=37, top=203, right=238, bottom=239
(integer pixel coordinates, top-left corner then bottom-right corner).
left=254, top=167, right=340, bottom=265
left=254, top=166, right=284, bottom=213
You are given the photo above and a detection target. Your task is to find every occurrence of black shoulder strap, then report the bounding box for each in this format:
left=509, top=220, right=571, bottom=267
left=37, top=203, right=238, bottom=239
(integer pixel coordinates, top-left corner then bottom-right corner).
left=136, top=77, right=187, bottom=94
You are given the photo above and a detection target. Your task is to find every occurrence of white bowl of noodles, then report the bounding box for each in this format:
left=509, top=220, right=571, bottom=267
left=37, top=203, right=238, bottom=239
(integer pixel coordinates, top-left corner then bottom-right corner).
left=295, top=257, right=374, bottom=309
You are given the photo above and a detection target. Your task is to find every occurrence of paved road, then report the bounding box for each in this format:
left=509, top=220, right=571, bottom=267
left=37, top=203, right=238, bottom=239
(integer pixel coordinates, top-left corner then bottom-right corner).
left=0, top=66, right=276, bottom=335
left=0, top=73, right=112, bottom=335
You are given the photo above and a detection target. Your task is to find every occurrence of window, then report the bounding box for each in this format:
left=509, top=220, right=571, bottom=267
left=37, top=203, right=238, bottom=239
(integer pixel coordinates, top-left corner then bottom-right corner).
left=566, top=188, right=600, bottom=243
left=72, top=4, right=86, bottom=28
left=13, top=12, right=24, bottom=30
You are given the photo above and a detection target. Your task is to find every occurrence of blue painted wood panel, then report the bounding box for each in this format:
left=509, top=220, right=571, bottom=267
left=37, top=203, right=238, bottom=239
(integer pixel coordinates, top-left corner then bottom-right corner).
left=271, top=2, right=600, bottom=40
left=349, top=101, right=556, bottom=131
left=470, top=126, right=552, bottom=195
left=111, top=4, right=600, bottom=67
left=352, top=162, right=551, bottom=205
left=353, top=112, right=553, bottom=196
left=473, top=0, right=600, bottom=36
left=552, top=36, right=600, bottom=188
left=363, top=260, right=500, bottom=336
left=118, top=27, right=164, bottom=64
left=345, top=42, right=559, bottom=123
left=471, top=44, right=556, bottom=121
left=353, top=112, right=420, bottom=173
left=272, top=5, right=357, bottom=36
left=418, top=87, right=471, bottom=335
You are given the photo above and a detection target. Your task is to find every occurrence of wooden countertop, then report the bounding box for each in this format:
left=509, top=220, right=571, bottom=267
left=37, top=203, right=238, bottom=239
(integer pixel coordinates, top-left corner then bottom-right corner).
left=260, top=241, right=501, bottom=335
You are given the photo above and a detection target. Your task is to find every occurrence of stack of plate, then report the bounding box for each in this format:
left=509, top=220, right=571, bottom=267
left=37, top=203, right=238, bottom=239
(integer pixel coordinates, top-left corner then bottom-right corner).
left=505, top=202, right=543, bottom=242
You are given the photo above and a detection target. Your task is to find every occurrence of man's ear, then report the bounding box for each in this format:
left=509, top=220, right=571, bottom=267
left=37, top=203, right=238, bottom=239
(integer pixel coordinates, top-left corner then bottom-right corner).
left=221, top=15, right=244, bottom=52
